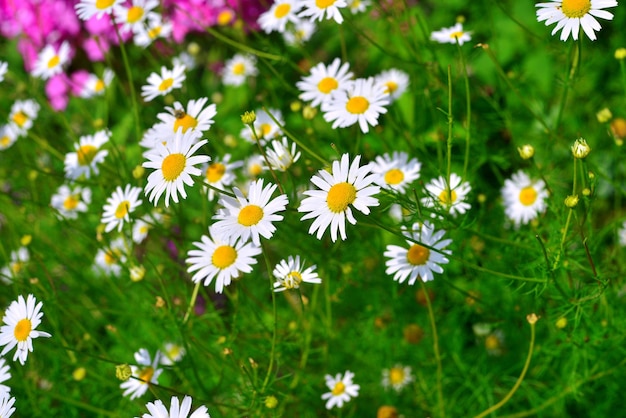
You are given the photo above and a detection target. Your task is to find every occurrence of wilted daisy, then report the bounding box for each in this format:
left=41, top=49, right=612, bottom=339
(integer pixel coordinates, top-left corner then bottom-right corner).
left=0, top=294, right=52, bottom=365
left=348, top=0, right=370, bottom=13
left=299, top=153, right=380, bottom=242
left=155, top=98, right=217, bottom=138
left=120, top=348, right=163, bottom=400
left=321, top=370, right=360, bottom=410
left=160, top=342, right=185, bottom=366
left=212, top=179, right=289, bottom=246
left=75, top=0, right=123, bottom=20
left=375, top=68, right=409, bottom=102
left=94, top=238, right=126, bottom=276
left=0, top=394, right=15, bottom=418
left=240, top=108, right=283, bottom=144
left=264, top=137, right=301, bottom=172
left=273, top=255, right=321, bottom=292
left=536, top=0, right=618, bottom=41
left=141, top=64, right=186, bottom=102
left=0, top=358, right=10, bottom=394
left=371, top=151, right=421, bottom=193
left=50, top=184, right=92, bottom=219
left=381, top=365, right=413, bottom=392
left=322, top=77, right=390, bottom=133
left=222, top=54, right=258, bottom=87
left=134, top=14, right=173, bottom=47
left=501, top=170, right=549, bottom=227
left=0, top=247, right=29, bottom=285
left=421, top=173, right=472, bottom=217
left=141, top=395, right=210, bottom=418
left=202, top=154, right=243, bottom=201
left=431, top=23, right=472, bottom=45
left=283, top=19, right=317, bottom=45
left=79, top=68, right=114, bottom=98
left=8, top=99, right=40, bottom=136
left=0, top=124, right=18, bottom=151
left=384, top=221, right=452, bottom=284
left=31, top=41, right=71, bottom=80
left=64, top=130, right=110, bottom=180
left=113, top=0, right=159, bottom=33
left=299, top=0, right=348, bottom=24
left=101, top=184, right=143, bottom=233
left=258, top=0, right=303, bottom=33
left=143, top=129, right=210, bottom=207
left=297, top=58, right=353, bottom=107
left=186, top=226, right=262, bottom=293
left=0, top=61, right=7, bottom=83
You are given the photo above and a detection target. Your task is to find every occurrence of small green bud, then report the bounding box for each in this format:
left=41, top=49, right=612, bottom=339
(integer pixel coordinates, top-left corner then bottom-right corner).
left=241, top=111, right=256, bottom=125
left=116, top=364, right=132, bottom=381
left=564, top=195, right=579, bottom=208
left=517, top=144, right=535, bottom=160
left=571, top=138, right=591, bottom=159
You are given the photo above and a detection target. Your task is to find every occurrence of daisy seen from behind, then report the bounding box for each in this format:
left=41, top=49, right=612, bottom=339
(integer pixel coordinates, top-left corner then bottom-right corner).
left=101, top=184, right=143, bottom=233
left=222, top=54, right=258, bottom=87
left=501, top=170, right=549, bottom=227
left=264, top=137, right=301, bottom=172
left=536, top=0, right=618, bottom=41
left=421, top=173, right=472, bottom=217
left=381, top=365, right=413, bottom=392
left=75, top=0, right=123, bottom=20
left=134, top=14, right=173, bottom=47
left=298, top=153, right=380, bottom=242
left=141, top=395, right=211, bottom=418
left=143, top=129, right=210, bottom=207
left=120, top=348, right=163, bottom=400
left=141, top=64, right=186, bottom=102
left=202, top=154, right=243, bottom=201
left=0, top=294, right=52, bottom=365
left=64, top=130, right=110, bottom=180
left=8, top=99, right=40, bottom=136
left=31, top=41, right=71, bottom=80
left=431, top=23, right=472, bottom=45
left=321, top=370, right=360, bottom=410
left=384, top=221, right=452, bottom=284
left=50, top=184, right=92, bottom=219
left=186, top=226, right=262, bottom=293
left=273, top=255, right=321, bottom=292
left=258, top=0, right=303, bottom=34
left=283, top=19, right=317, bottom=45
left=371, top=151, right=421, bottom=194
left=299, top=0, right=347, bottom=24
left=79, top=68, right=114, bottom=98
left=155, top=98, right=217, bottom=138
left=297, top=58, right=353, bottom=107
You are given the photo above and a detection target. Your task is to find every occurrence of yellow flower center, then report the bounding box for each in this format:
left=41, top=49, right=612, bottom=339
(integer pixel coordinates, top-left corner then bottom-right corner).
left=47, top=55, right=60, bottom=69
left=12, top=111, right=28, bottom=127
left=94, top=79, right=105, bottom=92
left=260, top=123, right=272, bottom=137
left=217, top=9, right=235, bottom=25
left=438, top=189, right=458, bottom=204
left=561, top=0, right=591, bottom=18
left=212, top=245, right=237, bottom=269
left=167, top=345, right=182, bottom=359
left=173, top=113, right=198, bottom=133
left=274, top=3, right=291, bottom=18
left=63, top=194, right=80, bottom=210
left=1, top=135, right=11, bottom=147
left=104, top=249, right=120, bottom=265
left=384, top=168, right=404, bottom=185
left=288, top=271, right=303, bottom=284
left=326, top=182, right=356, bottom=213
left=318, top=77, right=338, bottom=94
left=389, top=367, right=405, bottom=385
left=232, top=62, right=245, bottom=76
left=115, top=200, right=130, bottom=219
left=127, top=6, right=144, bottom=23
left=10, top=261, right=23, bottom=275
left=316, top=0, right=337, bottom=8
left=206, top=162, right=226, bottom=183
left=238, top=205, right=264, bottom=226
left=519, top=186, right=537, bottom=206
left=406, top=244, right=430, bottom=266
left=449, top=31, right=464, bottom=39
left=148, top=26, right=162, bottom=39
left=77, top=144, right=98, bottom=166
left=384, top=81, right=398, bottom=94
left=14, top=318, right=32, bottom=342
left=331, top=381, right=346, bottom=396
left=138, top=366, right=154, bottom=383
left=485, top=334, right=500, bottom=350
left=249, top=163, right=263, bottom=176
left=158, top=78, right=174, bottom=91
left=161, top=153, right=186, bottom=181
left=95, top=0, right=115, bottom=10
left=346, top=96, right=369, bottom=114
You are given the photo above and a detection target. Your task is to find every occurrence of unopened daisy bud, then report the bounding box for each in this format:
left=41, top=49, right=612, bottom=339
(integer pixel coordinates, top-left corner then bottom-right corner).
left=21, top=234, right=32, bottom=246
left=517, top=144, right=535, bottom=160
left=290, top=101, right=302, bottom=112
left=265, top=395, right=278, bottom=409
left=241, top=111, right=256, bottom=125
left=610, top=117, right=626, bottom=139
left=93, top=118, right=104, bottom=129
left=116, top=364, right=132, bottom=381
left=132, top=165, right=145, bottom=179
left=223, top=134, right=237, bottom=148
left=456, top=15, right=466, bottom=23
left=155, top=296, right=165, bottom=308
left=582, top=187, right=591, bottom=196
left=130, top=265, right=146, bottom=282
left=187, top=42, right=200, bottom=56
left=73, top=367, right=87, bottom=381
left=564, top=195, right=579, bottom=208
left=28, top=170, right=38, bottom=181
left=555, top=317, right=567, bottom=329
left=302, top=104, right=317, bottom=120
left=596, top=107, right=612, bottom=123
left=377, top=405, right=399, bottom=418
left=571, top=138, right=591, bottom=159
left=615, top=48, right=626, bottom=60
left=526, top=313, right=539, bottom=325
left=248, top=357, right=258, bottom=369
left=211, top=92, right=223, bottom=104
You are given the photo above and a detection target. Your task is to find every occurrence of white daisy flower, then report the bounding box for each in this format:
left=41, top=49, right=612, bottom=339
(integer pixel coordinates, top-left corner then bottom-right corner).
left=132, top=218, right=151, bottom=244
left=348, top=0, right=370, bottom=14
left=141, top=64, right=186, bottom=102
left=212, top=179, right=289, bottom=246
left=0, top=394, right=15, bottom=418
left=222, top=53, right=258, bottom=87
left=94, top=238, right=126, bottom=276
left=298, top=153, right=380, bottom=242
left=50, top=184, right=92, bottom=219
left=0, top=247, right=29, bottom=285
left=321, top=77, right=390, bottom=133
left=0, top=294, right=52, bottom=365
left=283, top=19, right=317, bottom=45
left=0, top=358, right=10, bottom=395
left=299, top=0, right=348, bottom=24
left=371, top=151, right=421, bottom=193
left=501, top=170, right=549, bottom=227
left=75, top=0, right=123, bottom=20
left=120, top=348, right=163, bottom=400
left=64, top=130, right=110, bottom=180
left=421, top=173, right=472, bottom=217
left=536, top=0, right=618, bottom=41
left=381, top=365, right=413, bottom=392
left=384, top=221, right=452, bottom=284
left=159, top=342, right=185, bottom=366
left=173, top=52, right=196, bottom=71
left=273, top=255, right=321, bottom=292
left=143, top=129, right=210, bottom=207
left=79, top=68, right=114, bottom=98
left=134, top=14, right=173, bottom=47
left=31, top=41, right=71, bottom=80
left=113, top=0, right=159, bottom=34
left=0, top=124, right=19, bottom=151
left=258, top=0, right=303, bottom=34
left=240, top=108, right=284, bottom=145
left=202, top=154, right=243, bottom=201
left=155, top=98, right=217, bottom=138
left=186, top=226, right=262, bottom=293
left=296, top=58, right=353, bottom=108
left=431, top=23, right=472, bottom=45
left=141, top=395, right=211, bottom=418
left=618, top=221, right=626, bottom=246
left=101, top=184, right=143, bottom=233
left=8, top=99, right=40, bottom=136
left=264, top=137, right=301, bottom=172
left=245, top=154, right=266, bottom=179
left=0, top=61, right=8, bottom=83
left=375, top=68, right=409, bottom=102
left=321, top=370, right=360, bottom=410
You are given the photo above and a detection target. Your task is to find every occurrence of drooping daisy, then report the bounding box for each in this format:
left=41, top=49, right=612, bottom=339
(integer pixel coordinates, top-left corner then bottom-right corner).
left=258, top=0, right=303, bottom=34
left=322, top=77, right=390, bottom=133
left=321, top=370, right=360, bottom=410
left=222, top=54, right=258, bottom=87
left=212, top=179, right=289, bottom=246
left=0, top=294, right=52, bottom=365
left=299, top=0, right=348, bottom=24
left=501, top=170, right=549, bottom=227
left=155, top=98, right=217, bottom=138
left=297, top=58, right=353, bottom=107
left=202, top=154, right=243, bottom=201
left=64, top=130, right=110, bottom=180
left=8, top=99, right=40, bottom=136
left=94, top=238, right=126, bottom=276
left=134, top=14, right=173, bottom=47
left=0, top=394, right=15, bottom=418
left=431, top=23, right=472, bottom=45
left=120, top=348, right=163, bottom=400
left=141, top=395, right=211, bottom=418
left=159, top=342, right=185, bottom=366
left=0, top=124, right=18, bottom=151
left=113, top=0, right=159, bottom=34
left=273, top=255, right=321, bottom=292
left=50, top=184, right=92, bottom=219
left=536, top=0, right=618, bottom=41
left=143, top=129, right=210, bottom=207
left=298, top=153, right=380, bottom=242
left=264, top=137, right=301, bottom=172
left=101, top=184, right=143, bottom=233
left=75, top=0, right=123, bottom=20
left=79, top=68, right=114, bottom=98
left=381, top=365, right=413, bottom=392
left=31, top=41, right=71, bottom=80
left=240, top=108, right=284, bottom=144
left=0, top=358, right=10, bottom=395
left=347, top=0, right=370, bottom=14
left=375, top=68, right=409, bottom=102
left=141, top=64, right=186, bottom=102
left=186, top=226, right=262, bottom=293
left=0, top=247, right=29, bottom=285
left=421, top=173, right=472, bottom=217
left=283, top=19, right=317, bottom=45
left=0, top=61, right=7, bottom=82
left=371, top=151, right=421, bottom=193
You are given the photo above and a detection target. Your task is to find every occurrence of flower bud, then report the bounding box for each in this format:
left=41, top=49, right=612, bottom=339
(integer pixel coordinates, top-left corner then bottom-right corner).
left=571, top=138, right=591, bottom=159
left=596, top=107, right=612, bottom=123
left=615, top=48, right=626, bottom=60
left=564, top=195, right=579, bottom=208
left=517, top=144, right=535, bottom=160
left=241, top=111, right=256, bottom=125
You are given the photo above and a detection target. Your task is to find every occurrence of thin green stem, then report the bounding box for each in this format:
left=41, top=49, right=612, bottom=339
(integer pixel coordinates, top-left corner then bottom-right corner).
left=113, top=25, right=141, bottom=143
left=247, top=120, right=285, bottom=195
left=555, top=37, right=581, bottom=132
left=420, top=279, right=444, bottom=418
left=183, top=281, right=202, bottom=324
left=446, top=65, right=454, bottom=211
left=260, top=242, right=278, bottom=394
left=456, top=41, right=471, bottom=181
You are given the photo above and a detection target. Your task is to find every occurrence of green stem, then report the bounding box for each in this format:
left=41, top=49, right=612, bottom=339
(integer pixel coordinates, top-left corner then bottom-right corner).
left=446, top=65, right=454, bottom=211
left=456, top=41, right=472, bottom=181
left=183, top=281, right=202, bottom=324
left=113, top=25, right=141, bottom=144
left=420, top=279, right=445, bottom=418
left=260, top=242, right=278, bottom=394
left=555, top=37, right=581, bottom=132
